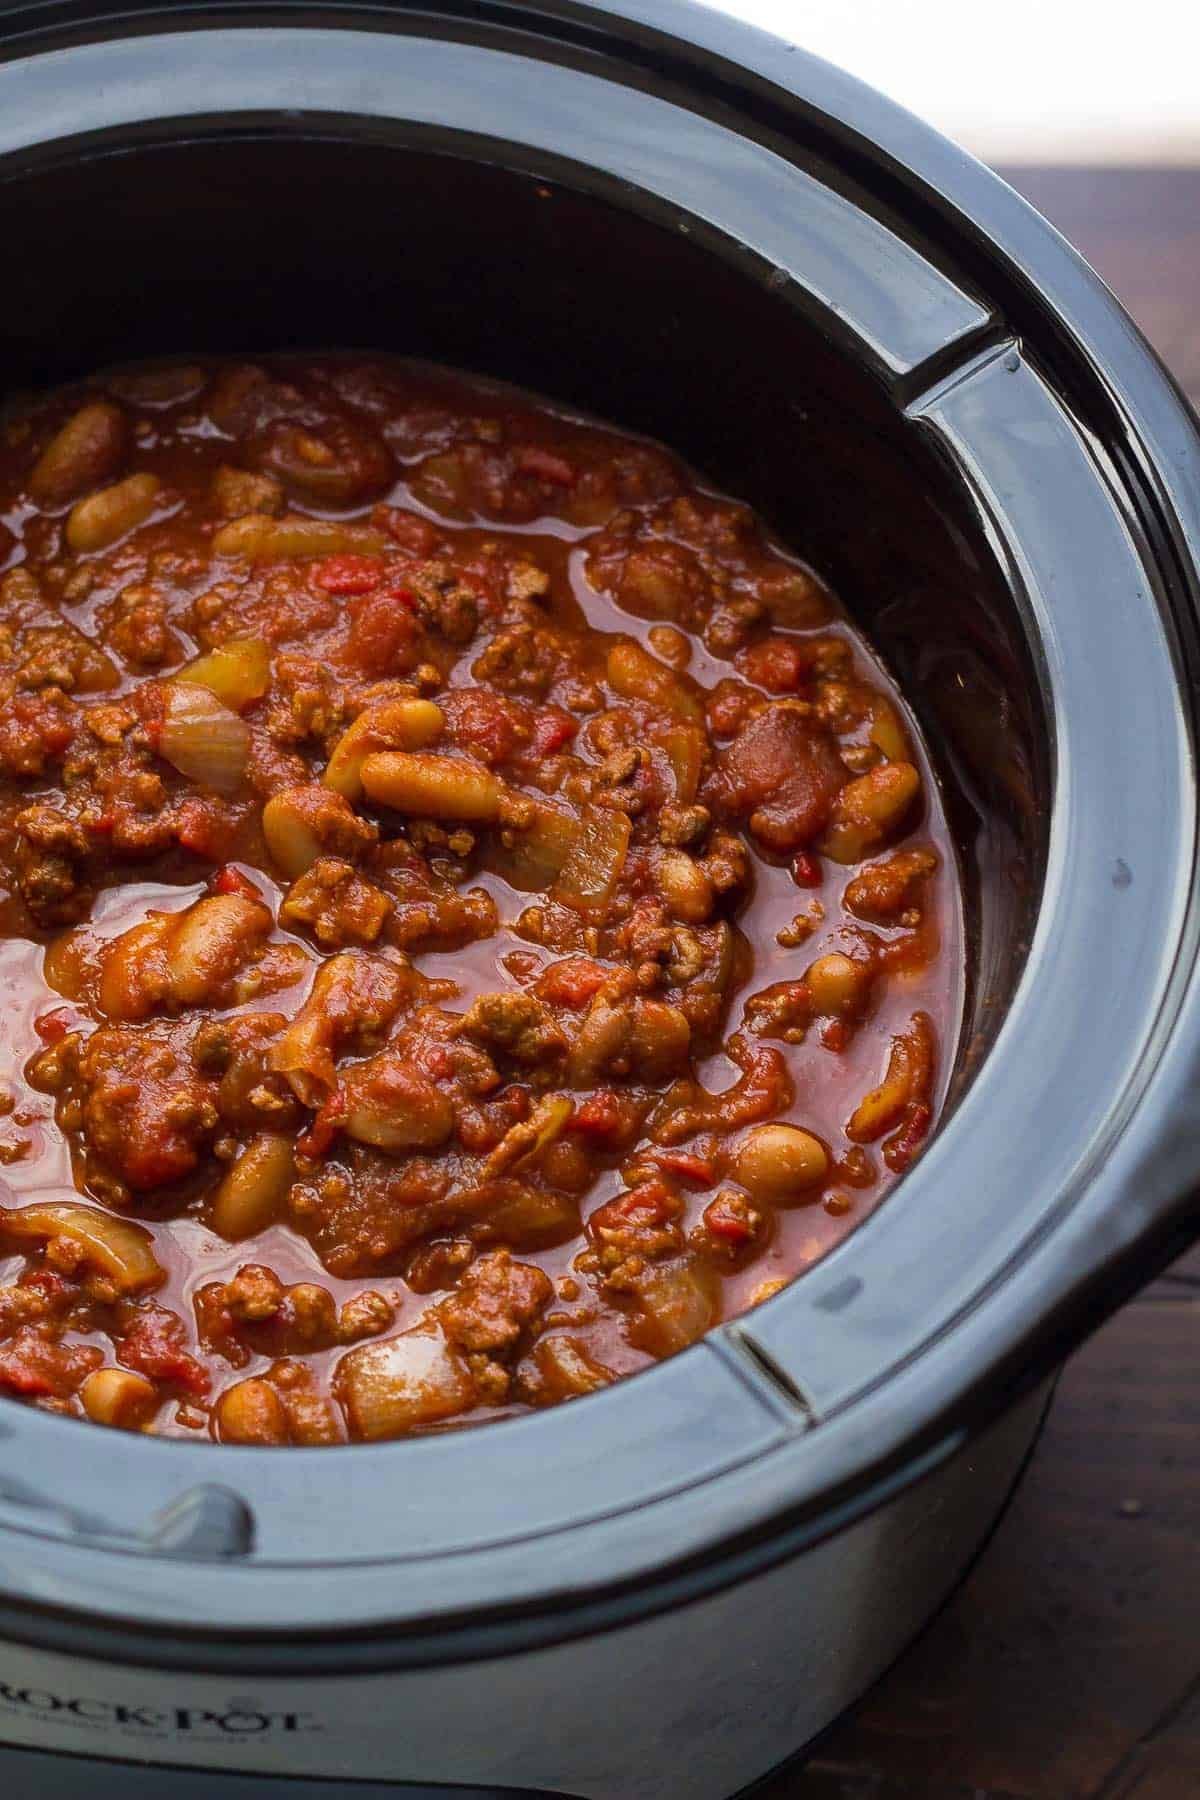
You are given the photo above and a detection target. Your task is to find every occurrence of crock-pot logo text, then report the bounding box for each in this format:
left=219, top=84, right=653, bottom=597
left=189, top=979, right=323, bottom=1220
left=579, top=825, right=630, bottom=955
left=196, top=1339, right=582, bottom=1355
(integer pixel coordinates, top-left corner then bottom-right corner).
left=0, top=1682, right=317, bottom=1736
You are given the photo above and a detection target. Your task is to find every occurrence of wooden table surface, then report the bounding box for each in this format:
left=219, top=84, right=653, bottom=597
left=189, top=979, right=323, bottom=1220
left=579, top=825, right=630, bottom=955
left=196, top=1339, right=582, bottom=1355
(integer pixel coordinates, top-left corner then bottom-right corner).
left=762, top=167, right=1200, bottom=1800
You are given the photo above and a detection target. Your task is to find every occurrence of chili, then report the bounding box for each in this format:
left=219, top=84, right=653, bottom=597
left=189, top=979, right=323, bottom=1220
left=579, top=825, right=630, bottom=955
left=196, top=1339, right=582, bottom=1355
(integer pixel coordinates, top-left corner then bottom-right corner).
left=0, top=355, right=962, bottom=1443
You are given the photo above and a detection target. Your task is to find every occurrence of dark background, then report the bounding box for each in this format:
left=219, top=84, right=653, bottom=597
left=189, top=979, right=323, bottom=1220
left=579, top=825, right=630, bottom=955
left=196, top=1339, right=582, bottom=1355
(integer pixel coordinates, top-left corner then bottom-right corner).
left=763, top=167, right=1200, bottom=1800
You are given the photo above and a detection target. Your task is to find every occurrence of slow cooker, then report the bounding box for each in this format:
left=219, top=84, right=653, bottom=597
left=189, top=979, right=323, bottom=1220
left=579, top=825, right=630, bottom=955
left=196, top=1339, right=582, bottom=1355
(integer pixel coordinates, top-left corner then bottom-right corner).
left=1, top=2, right=1198, bottom=1795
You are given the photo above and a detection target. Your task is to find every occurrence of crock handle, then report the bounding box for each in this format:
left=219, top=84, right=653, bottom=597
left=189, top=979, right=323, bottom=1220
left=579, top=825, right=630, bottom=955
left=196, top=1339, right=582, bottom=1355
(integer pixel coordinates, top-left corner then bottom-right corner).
left=995, top=1060, right=1200, bottom=1393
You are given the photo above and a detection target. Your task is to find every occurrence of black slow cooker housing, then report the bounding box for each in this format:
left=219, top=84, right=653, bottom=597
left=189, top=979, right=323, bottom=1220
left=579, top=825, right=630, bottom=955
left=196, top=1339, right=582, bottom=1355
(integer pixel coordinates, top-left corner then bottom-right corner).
left=0, top=0, right=1197, bottom=1782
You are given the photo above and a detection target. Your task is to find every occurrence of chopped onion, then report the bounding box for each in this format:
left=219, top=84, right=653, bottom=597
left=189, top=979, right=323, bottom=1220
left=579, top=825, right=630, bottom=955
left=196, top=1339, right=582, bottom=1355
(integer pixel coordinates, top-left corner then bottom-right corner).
left=269, top=954, right=401, bottom=1108
left=176, top=637, right=271, bottom=711
left=483, top=1093, right=574, bottom=1179
left=336, top=1326, right=475, bottom=1439
left=270, top=1009, right=336, bottom=1109
left=511, top=1093, right=574, bottom=1169
left=664, top=724, right=704, bottom=803
left=0, top=1203, right=163, bottom=1293
left=607, top=638, right=703, bottom=723
left=159, top=681, right=250, bottom=794
left=867, top=697, right=911, bottom=763
left=493, top=800, right=579, bottom=890
left=626, top=1255, right=719, bottom=1357
left=554, top=805, right=630, bottom=915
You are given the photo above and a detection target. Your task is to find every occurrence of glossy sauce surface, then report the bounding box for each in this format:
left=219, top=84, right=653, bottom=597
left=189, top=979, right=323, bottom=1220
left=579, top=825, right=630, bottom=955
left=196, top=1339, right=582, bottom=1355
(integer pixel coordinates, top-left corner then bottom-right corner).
left=0, top=356, right=962, bottom=1443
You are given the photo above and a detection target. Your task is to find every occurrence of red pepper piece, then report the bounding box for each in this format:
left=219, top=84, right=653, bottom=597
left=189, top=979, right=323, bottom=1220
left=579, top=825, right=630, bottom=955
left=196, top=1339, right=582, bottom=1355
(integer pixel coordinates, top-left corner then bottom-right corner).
left=515, top=446, right=575, bottom=485
left=313, top=554, right=384, bottom=595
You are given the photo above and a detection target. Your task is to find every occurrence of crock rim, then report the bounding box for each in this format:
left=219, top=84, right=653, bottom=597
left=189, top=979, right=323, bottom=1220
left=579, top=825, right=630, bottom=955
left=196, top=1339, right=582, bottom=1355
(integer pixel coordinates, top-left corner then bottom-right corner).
left=0, top=0, right=1195, bottom=1666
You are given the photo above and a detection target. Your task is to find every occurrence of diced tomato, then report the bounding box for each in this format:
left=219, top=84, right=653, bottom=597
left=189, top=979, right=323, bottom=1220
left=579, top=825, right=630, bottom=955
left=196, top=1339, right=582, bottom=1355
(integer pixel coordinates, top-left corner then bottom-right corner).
left=382, top=509, right=441, bottom=555
left=20, top=1269, right=74, bottom=1304
left=0, top=1330, right=101, bottom=1398
left=132, top=682, right=167, bottom=726
left=653, top=1149, right=716, bottom=1188
left=791, top=851, right=822, bottom=888
left=210, top=863, right=261, bottom=901
left=0, top=693, right=75, bottom=772
left=174, top=798, right=231, bottom=859
left=516, top=446, right=575, bottom=486
left=735, top=635, right=809, bottom=694
left=313, top=554, right=384, bottom=595
left=591, top=1179, right=679, bottom=1234
left=571, top=1089, right=649, bottom=1148
left=713, top=707, right=847, bottom=852
left=33, top=1007, right=74, bottom=1043
left=575, top=1087, right=626, bottom=1130
left=535, top=957, right=611, bottom=1009
left=629, top=756, right=666, bottom=812
left=702, top=1195, right=758, bottom=1244
left=530, top=707, right=577, bottom=758
left=705, top=678, right=758, bottom=739
left=192, top=1286, right=243, bottom=1365
left=441, top=688, right=528, bottom=765
left=458, top=565, right=495, bottom=599
left=345, top=591, right=420, bottom=674
left=454, top=558, right=504, bottom=615
left=298, top=1089, right=347, bottom=1161
left=420, top=1044, right=455, bottom=1081
left=0, top=1351, right=56, bottom=1396
left=118, top=1307, right=209, bottom=1397
left=135, top=1147, right=202, bottom=1193
left=376, top=570, right=420, bottom=610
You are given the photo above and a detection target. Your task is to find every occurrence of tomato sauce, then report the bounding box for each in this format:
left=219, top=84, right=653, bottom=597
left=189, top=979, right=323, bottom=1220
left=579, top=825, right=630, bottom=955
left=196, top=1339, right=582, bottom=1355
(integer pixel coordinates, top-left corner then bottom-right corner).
left=0, top=356, right=962, bottom=1443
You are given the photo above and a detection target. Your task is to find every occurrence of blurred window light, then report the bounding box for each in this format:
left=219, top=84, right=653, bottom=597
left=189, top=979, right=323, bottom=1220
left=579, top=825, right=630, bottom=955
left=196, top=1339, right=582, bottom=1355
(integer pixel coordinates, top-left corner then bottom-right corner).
left=716, top=1, right=1200, bottom=162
